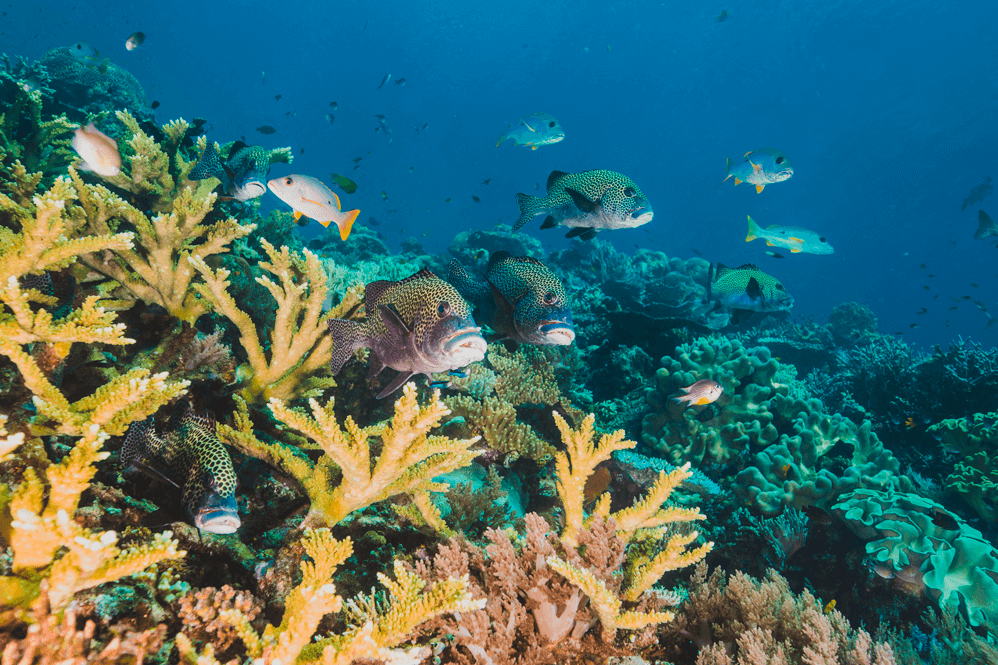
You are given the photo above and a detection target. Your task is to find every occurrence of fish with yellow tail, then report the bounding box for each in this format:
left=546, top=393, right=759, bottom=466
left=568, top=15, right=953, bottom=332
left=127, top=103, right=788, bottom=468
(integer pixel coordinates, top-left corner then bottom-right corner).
left=267, top=174, right=360, bottom=240
left=672, top=379, right=723, bottom=406
left=719, top=148, right=793, bottom=193
left=327, top=268, right=487, bottom=398
left=496, top=112, right=565, bottom=150
left=707, top=262, right=794, bottom=312
left=745, top=216, right=833, bottom=254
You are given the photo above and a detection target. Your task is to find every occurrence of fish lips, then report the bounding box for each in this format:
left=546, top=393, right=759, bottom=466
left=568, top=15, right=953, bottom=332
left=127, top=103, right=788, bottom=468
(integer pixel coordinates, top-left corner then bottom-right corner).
left=629, top=207, right=654, bottom=225
left=537, top=320, right=576, bottom=345
left=233, top=178, right=267, bottom=201
left=441, top=327, right=487, bottom=364
left=194, top=494, right=241, bottom=534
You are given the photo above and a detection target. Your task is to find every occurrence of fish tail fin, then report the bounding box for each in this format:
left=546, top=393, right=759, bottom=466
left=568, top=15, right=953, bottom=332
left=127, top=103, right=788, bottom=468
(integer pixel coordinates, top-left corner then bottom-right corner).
left=755, top=184, right=765, bottom=193
left=447, top=259, right=474, bottom=294
left=189, top=141, right=223, bottom=181
left=496, top=122, right=511, bottom=147
left=327, top=319, right=367, bottom=375
left=337, top=209, right=361, bottom=240
left=671, top=395, right=689, bottom=405
left=746, top=215, right=762, bottom=242
left=514, top=193, right=542, bottom=231
left=975, top=210, right=998, bottom=239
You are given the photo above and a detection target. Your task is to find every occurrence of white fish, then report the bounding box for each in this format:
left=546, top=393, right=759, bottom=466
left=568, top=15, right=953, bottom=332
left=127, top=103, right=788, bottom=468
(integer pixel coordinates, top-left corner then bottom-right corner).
left=267, top=174, right=360, bottom=240
left=72, top=123, right=121, bottom=177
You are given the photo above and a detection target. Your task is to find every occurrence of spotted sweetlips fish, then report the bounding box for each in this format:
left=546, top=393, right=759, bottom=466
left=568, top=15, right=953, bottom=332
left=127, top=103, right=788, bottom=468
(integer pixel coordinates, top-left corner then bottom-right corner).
left=448, top=252, right=575, bottom=349
left=707, top=262, right=794, bottom=312
left=514, top=169, right=654, bottom=240
left=189, top=140, right=273, bottom=201
left=719, top=148, right=793, bottom=193
left=327, top=268, right=487, bottom=398
left=122, top=406, right=240, bottom=534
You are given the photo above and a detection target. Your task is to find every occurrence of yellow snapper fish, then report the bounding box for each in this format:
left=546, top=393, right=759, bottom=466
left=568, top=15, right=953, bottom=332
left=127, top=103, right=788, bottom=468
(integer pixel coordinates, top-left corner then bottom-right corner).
left=672, top=379, right=723, bottom=406
left=719, top=148, right=793, bottom=193
left=496, top=112, right=565, bottom=150
left=72, top=123, right=121, bottom=177
left=745, top=216, right=833, bottom=255
left=267, top=174, right=361, bottom=240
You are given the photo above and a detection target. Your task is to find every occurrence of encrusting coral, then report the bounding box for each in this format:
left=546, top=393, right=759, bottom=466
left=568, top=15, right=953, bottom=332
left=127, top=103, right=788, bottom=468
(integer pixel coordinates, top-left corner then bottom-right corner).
left=219, top=383, right=481, bottom=528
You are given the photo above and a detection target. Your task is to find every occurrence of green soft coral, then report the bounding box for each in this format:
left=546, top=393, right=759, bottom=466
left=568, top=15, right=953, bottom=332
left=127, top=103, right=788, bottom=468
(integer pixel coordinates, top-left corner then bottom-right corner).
left=929, top=411, right=998, bottom=457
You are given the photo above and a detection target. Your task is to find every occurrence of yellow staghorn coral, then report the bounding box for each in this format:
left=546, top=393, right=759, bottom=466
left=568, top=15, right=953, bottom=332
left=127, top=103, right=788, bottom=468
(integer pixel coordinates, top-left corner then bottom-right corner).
left=176, top=528, right=482, bottom=665
left=101, top=110, right=178, bottom=211
left=445, top=393, right=555, bottom=463
left=218, top=384, right=480, bottom=528
left=189, top=239, right=362, bottom=403
left=546, top=554, right=675, bottom=642
left=0, top=423, right=184, bottom=618
left=70, top=166, right=254, bottom=324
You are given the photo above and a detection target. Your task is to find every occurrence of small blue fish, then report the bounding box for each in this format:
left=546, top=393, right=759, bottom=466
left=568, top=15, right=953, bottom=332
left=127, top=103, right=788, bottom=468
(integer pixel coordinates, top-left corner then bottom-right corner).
left=719, top=148, right=793, bottom=193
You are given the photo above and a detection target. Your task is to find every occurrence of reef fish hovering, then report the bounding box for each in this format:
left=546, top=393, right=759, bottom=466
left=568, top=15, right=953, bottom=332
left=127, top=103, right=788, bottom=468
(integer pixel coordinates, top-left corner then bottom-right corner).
left=745, top=216, right=833, bottom=254
left=672, top=379, right=723, bottom=406
left=514, top=169, right=653, bottom=240
left=496, top=112, right=565, bottom=150
left=267, top=174, right=361, bottom=240
left=447, top=252, right=575, bottom=348
left=125, top=31, right=145, bottom=50
left=327, top=268, right=487, bottom=398
left=707, top=262, right=794, bottom=312
left=975, top=210, right=998, bottom=240
left=72, top=123, right=121, bottom=177
left=962, top=177, right=992, bottom=211
left=189, top=140, right=272, bottom=201
left=719, top=148, right=793, bottom=193
left=122, top=407, right=240, bottom=534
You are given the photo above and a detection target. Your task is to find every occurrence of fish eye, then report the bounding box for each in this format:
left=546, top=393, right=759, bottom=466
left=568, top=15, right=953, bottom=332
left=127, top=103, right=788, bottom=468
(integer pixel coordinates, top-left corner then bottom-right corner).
left=437, top=302, right=451, bottom=317
left=543, top=292, right=557, bottom=304
left=624, top=187, right=636, bottom=197
left=548, top=121, right=556, bottom=128
left=776, top=156, right=785, bottom=164
left=820, top=237, right=827, bottom=242
left=776, top=284, right=785, bottom=291
left=284, top=177, right=293, bottom=185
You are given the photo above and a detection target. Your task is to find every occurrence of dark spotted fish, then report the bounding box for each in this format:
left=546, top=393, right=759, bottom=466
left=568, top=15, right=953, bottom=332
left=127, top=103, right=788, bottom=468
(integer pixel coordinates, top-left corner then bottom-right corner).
left=122, top=406, right=240, bottom=534
left=514, top=169, right=653, bottom=240
left=189, top=140, right=273, bottom=201
left=447, top=252, right=574, bottom=348
left=327, top=268, right=487, bottom=398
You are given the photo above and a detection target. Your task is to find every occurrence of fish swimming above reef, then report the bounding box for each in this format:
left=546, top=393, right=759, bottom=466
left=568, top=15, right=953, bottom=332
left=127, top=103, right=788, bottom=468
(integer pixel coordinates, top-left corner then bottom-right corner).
left=122, top=406, right=240, bottom=534
left=496, top=112, right=565, bottom=150
left=267, top=174, right=361, bottom=240
left=745, top=216, right=833, bottom=254
left=707, top=262, right=794, bottom=312
left=716, top=10, right=729, bottom=21
left=448, top=252, right=575, bottom=349
left=68, top=40, right=110, bottom=73
left=125, top=31, right=145, bottom=50
left=672, top=379, right=723, bottom=406
left=327, top=268, right=487, bottom=398
left=189, top=140, right=272, bottom=201
left=974, top=210, right=998, bottom=240
left=255, top=125, right=276, bottom=135
left=719, top=148, right=793, bottom=193
left=514, top=169, right=653, bottom=240
left=72, top=123, right=121, bottom=177
left=962, top=177, right=992, bottom=210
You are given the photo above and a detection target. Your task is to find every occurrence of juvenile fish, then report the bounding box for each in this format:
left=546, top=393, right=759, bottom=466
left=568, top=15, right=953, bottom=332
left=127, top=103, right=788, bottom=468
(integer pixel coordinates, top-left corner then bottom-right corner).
left=515, top=169, right=653, bottom=240
left=122, top=406, right=240, bottom=534
left=327, top=268, right=487, bottom=398
left=72, top=123, right=121, bottom=177
left=267, top=174, right=361, bottom=240
left=125, top=31, right=145, bottom=50
left=745, top=216, right=833, bottom=254
left=496, top=112, right=564, bottom=150
left=448, top=252, right=574, bottom=348
left=719, top=148, right=793, bottom=193
left=672, top=379, right=723, bottom=406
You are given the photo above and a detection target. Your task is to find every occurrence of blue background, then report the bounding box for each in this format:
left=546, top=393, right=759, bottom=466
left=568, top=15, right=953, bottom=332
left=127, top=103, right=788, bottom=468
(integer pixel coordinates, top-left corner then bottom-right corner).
left=4, top=0, right=997, bottom=348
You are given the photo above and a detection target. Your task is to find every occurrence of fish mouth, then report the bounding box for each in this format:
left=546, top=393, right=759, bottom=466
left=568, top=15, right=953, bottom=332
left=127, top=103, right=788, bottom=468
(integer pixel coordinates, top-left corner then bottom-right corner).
left=630, top=207, right=654, bottom=224
left=539, top=321, right=575, bottom=345
left=235, top=179, right=267, bottom=201
left=442, top=328, right=487, bottom=361
left=195, top=510, right=241, bottom=534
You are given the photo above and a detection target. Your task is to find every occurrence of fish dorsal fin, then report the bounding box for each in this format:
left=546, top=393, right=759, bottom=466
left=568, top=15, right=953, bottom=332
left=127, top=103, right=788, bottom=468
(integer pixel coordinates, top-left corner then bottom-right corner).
left=486, top=251, right=513, bottom=271
left=736, top=263, right=760, bottom=271
left=743, top=150, right=754, bottom=159
left=746, top=277, right=763, bottom=301
left=547, top=170, right=569, bottom=191
left=565, top=188, right=598, bottom=213
left=488, top=280, right=517, bottom=320
left=400, top=267, right=438, bottom=284
left=713, top=262, right=731, bottom=279
left=364, top=280, right=395, bottom=304
left=229, top=140, right=249, bottom=155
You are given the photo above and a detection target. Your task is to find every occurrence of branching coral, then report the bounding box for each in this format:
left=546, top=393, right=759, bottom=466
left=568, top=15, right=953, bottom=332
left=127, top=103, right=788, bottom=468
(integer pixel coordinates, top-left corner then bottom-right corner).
left=190, top=239, right=361, bottom=403
left=218, top=384, right=480, bottom=528
left=175, top=528, right=482, bottom=665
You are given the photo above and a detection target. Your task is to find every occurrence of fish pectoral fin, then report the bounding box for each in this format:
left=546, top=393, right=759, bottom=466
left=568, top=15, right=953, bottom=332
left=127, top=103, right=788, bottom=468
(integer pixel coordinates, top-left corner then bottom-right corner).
left=746, top=277, right=763, bottom=301
left=129, top=458, right=181, bottom=489
left=564, top=187, right=599, bottom=213
left=755, top=184, right=765, bottom=193
left=376, top=371, right=415, bottom=399
left=540, top=215, right=557, bottom=229
left=766, top=241, right=775, bottom=246
left=733, top=177, right=742, bottom=185
left=500, top=339, right=520, bottom=353
left=376, top=303, right=413, bottom=347
left=750, top=160, right=763, bottom=174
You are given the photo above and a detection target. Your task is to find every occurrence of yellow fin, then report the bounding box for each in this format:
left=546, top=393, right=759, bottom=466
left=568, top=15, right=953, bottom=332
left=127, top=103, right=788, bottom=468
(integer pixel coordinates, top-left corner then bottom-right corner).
left=789, top=237, right=804, bottom=243
left=755, top=184, right=765, bottom=193
left=750, top=160, right=763, bottom=174
left=734, top=177, right=742, bottom=185
left=746, top=234, right=757, bottom=242
left=766, top=241, right=775, bottom=246
left=531, top=145, right=537, bottom=150
left=338, top=209, right=361, bottom=240
left=790, top=247, right=802, bottom=253
left=743, top=151, right=753, bottom=158
left=293, top=210, right=303, bottom=220
left=316, top=219, right=332, bottom=228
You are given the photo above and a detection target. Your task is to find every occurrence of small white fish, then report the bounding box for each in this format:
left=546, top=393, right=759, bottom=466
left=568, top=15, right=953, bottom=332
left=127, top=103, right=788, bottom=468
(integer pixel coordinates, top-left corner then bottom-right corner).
left=672, top=379, right=723, bottom=406
left=72, top=123, right=121, bottom=177
left=267, top=174, right=361, bottom=241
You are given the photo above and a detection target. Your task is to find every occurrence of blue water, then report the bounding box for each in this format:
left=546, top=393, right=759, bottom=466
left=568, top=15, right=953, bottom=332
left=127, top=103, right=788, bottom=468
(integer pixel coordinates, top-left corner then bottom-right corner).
left=6, top=0, right=998, bottom=348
